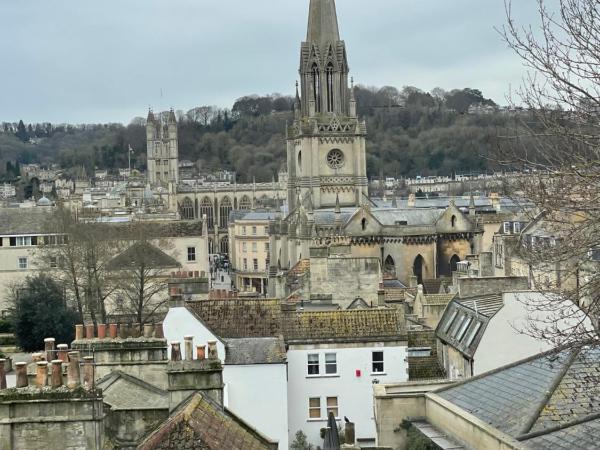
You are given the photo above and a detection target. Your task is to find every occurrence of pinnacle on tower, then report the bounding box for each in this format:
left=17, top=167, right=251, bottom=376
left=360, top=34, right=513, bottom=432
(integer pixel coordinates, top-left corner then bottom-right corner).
left=147, top=108, right=155, bottom=122
left=307, top=0, right=341, bottom=46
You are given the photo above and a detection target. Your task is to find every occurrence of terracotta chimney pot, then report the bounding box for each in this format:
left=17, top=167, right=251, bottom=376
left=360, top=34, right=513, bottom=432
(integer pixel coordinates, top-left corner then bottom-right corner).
left=85, top=324, right=95, bottom=339
left=143, top=324, right=154, bottom=338
left=207, top=341, right=218, bottom=360
left=44, top=337, right=56, bottom=362
left=196, top=345, right=206, bottom=361
left=36, top=361, right=49, bottom=387
left=51, top=360, right=63, bottom=388
left=154, top=323, right=164, bottom=338
left=171, top=342, right=182, bottom=361
left=57, top=344, right=69, bottom=362
left=120, top=323, right=130, bottom=339
left=184, top=335, right=194, bottom=361
left=97, top=324, right=107, bottom=339
left=67, top=351, right=81, bottom=389
left=83, top=356, right=95, bottom=390
left=75, top=324, right=84, bottom=340
left=15, top=362, right=28, bottom=388
left=108, top=324, right=118, bottom=339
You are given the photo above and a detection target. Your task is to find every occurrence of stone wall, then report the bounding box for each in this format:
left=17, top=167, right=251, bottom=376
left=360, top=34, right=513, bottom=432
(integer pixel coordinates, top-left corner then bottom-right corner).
left=0, top=388, right=104, bottom=450
left=457, top=276, right=529, bottom=298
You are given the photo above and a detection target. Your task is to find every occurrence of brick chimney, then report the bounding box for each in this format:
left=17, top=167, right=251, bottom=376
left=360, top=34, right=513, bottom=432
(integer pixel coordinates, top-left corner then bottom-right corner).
left=166, top=340, right=224, bottom=412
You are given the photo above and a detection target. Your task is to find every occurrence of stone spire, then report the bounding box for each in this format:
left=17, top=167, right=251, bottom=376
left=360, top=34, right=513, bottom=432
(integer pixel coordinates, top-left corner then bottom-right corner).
left=147, top=108, right=155, bottom=123
left=307, top=0, right=340, bottom=46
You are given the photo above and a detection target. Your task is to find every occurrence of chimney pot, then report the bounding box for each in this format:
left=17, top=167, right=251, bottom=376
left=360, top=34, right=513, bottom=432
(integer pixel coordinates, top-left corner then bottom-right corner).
left=75, top=324, right=84, bottom=340
left=57, top=344, right=69, bottom=362
left=154, top=322, right=164, bottom=338
left=108, top=323, right=118, bottom=339
left=119, top=323, right=130, bottom=339
left=196, top=345, right=206, bottom=361
left=97, top=324, right=107, bottom=339
left=171, top=342, right=182, bottom=361
left=207, top=341, right=218, bottom=360
left=131, top=324, right=141, bottom=338
left=0, top=359, right=7, bottom=389
left=83, top=356, right=95, bottom=390
left=44, top=337, right=56, bottom=361
left=184, top=336, right=194, bottom=361
left=85, top=324, right=95, bottom=339
left=32, top=352, right=44, bottom=362
left=51, top=360, right=63, bottom=388
left=15, top=362, right=28, bottom=388
left=36, top=361, right=49, bottom=387
left=67, top=351, right=81, bottom=389
left=143, top=323, right=154, bottom=338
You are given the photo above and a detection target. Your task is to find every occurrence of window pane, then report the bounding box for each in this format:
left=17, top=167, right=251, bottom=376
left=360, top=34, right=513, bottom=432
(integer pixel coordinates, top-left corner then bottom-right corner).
left=309, top=397, right=321, bottom=418
left=326, top=397, right=338, bottom=418
left=373, top=351, right=384, bottom=373
left=308, top=354, right=319, bottom=375
left=325, top=353, right=337, bottom=374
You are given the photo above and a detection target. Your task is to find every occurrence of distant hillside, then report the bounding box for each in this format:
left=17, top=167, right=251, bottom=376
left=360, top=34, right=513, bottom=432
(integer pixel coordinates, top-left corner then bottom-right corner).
left=0, top=86, right=519, bottom=182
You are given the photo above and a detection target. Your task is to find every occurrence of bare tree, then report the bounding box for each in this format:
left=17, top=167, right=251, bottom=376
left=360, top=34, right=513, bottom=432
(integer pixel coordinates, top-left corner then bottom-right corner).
left=107, top=223, right=180, bottom=327
left=497, top=0, right=600, bottom=346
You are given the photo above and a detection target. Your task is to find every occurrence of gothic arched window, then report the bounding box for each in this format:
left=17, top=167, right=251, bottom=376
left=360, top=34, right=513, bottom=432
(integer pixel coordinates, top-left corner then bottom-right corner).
left=312, top=63, right=321, bottom=113
left=219, top=197, right=232, bottom=229
left=239, top=196, right=252, bottom=210
left=180, top=197, right=194, bottom=220
left=220, top=236, right=229, bottom=255
left=200, top=197, right=214, bottom=229
left=326, top=63, right=334, bottom=112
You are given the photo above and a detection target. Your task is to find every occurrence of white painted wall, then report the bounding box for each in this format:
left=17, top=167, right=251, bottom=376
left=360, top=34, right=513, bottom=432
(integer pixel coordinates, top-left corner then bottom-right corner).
left=474, top=291, right=593, bottom=375
left=224, top=364, right=289, bottom=450
left=287, top=342, right=408, bottom=448
left=163, top=306, right=289, bottom=449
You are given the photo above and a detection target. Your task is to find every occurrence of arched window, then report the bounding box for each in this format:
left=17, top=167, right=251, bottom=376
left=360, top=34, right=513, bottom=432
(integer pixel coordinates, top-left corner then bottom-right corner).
left=326, top=63, right=334, bottom=112
left=239, top=196, right=252, bottom=210
left=208, top=238, right=214, bottom=255
left=450, top=255, right=461, bottom=273
left=361, top=218, right=367, bottom=231
left=180, top=197, right=194, bottom=220
left=200, top=197, right=214, bottom=229
left=220, top=236, right=229, bottom=255
left=312, top=63, right=321, bottom=113
left=413, top=255, right=425, bottom=285
left=451, top=215, right=457, bottom=228
left=219, top=197, right=232, bottom=229
left=384, top=255, right=396, bottom=277
left=298, top=151, right=302, bottom=173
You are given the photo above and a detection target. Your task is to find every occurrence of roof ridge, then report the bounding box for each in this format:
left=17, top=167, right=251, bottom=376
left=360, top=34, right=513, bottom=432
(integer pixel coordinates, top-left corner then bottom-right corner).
left=518, top=410, right=600, bottom=442
left=517, top=347, right=582, bottom=437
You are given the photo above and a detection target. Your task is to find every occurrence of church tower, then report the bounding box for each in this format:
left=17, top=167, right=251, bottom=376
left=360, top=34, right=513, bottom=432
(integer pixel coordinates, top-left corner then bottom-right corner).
left=146, top=109, right=179, bottom=187
left=287, top=0, right=368, bottom=211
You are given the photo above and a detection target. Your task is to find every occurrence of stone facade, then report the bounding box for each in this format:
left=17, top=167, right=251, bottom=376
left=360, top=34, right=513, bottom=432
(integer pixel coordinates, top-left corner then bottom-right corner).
left=147, top=109, right=179, bottom=188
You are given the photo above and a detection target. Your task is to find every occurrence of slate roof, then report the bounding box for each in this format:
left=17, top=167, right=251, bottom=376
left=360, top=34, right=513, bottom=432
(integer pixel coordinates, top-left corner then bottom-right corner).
left=186, top=299, right=282, bottom=338
left=138, top=392, right=276, bottom=450
left=371, top=208, right=443, bottom=226
left=421, top=294, right=456, bottom=306
left=96, top=371, right=168, bottom=411
left=108, top=242, right=181, bottom=270
left=224, top=337, right=286, bottom=365
left=435, top=346, right=600, bottom=448
left=0, top=207, right=55, bottom=235
left=422, top=278, right=450, bottom=294
left=282, top=308, right=406, bottom=343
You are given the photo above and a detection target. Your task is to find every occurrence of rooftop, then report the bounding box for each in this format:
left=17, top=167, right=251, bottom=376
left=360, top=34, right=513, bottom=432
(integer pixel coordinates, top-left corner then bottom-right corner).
left=224, top=337, right=287, bottom=365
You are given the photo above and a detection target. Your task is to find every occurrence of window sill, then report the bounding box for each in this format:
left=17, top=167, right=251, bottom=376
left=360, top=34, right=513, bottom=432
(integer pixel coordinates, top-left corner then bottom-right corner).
left=306, top=374, right=340, bottom=379
left=371, top=372, right=387, bottom=376
left=307, top=417, right=340, bottom=423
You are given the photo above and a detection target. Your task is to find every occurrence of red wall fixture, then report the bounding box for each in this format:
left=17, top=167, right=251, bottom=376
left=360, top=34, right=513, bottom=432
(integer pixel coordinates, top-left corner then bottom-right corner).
left=355, top=369, right=362, bottom=377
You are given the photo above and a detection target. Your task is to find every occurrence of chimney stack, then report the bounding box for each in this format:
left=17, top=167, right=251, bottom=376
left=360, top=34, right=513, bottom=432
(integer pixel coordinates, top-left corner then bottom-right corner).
left=67, top=351, right=81, bottom=389
left=36, top=362, right=49, bottom=387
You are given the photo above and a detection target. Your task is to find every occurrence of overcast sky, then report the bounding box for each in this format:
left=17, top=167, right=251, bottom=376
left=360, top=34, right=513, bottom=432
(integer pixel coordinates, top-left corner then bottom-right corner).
left=0, top=0, right=542, bottom=124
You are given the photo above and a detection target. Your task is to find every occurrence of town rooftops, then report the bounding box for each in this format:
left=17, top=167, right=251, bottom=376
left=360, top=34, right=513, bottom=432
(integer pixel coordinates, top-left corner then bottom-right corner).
left=96, top=370, right=168, bottom=411
left=282, top=308, right=406, bottom=343
left=434, top=345, right=600, bottom=448
left=435, top=294, right=504, bottom=358
left=0, top=207, right=56, bottom=236
left=138, top=392, right=277, bottom=450
left=185, top=299, right=407, bottom=344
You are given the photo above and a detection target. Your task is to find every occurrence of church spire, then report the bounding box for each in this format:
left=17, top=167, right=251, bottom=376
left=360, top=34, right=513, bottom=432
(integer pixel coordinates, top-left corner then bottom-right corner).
left=307, top=0, right=340, bottom=46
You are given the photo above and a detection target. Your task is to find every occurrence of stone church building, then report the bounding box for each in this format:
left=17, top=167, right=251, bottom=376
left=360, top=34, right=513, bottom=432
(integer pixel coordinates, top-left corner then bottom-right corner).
left=268, top=0, right=481, bottom=301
